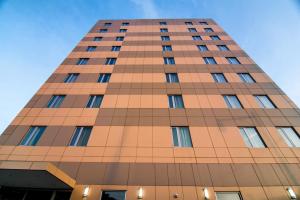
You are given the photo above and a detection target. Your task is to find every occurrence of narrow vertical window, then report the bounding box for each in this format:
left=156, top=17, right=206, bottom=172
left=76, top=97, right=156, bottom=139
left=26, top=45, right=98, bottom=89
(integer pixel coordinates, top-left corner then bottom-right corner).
left=238, top=73, right=255, bottom=83
left=98, top=73, right=111, bottom=83
left=105, top=58, right=117, bottom=65
left=47, top=95, right=65, bottom=108
left=168, top=95, right=184, bottom=108
left=99, top=29, right=108, bottom=33
left=162, top=45, right=172, bottom=51
left=199, top=21, right=208, bottom=25
left=164, top=57, right=175, bottom=65
left=166, top=73, right=179, bottom=83
left=210, top=35, right=220, bottom=40
left=86, top=95, right=103, bottom=108
left=254, top=95, right=276, bottom=108
left=160, top=21, right=167, bottom=25
left=77, top=58, right=89, bottom=65
left=122, top=22, right=129, bottom=26
left=188, top=28, right=197, bottom=32
left=217, top=45, right=229, bottom=51
left=86, top=46, right=96, bottom=52
left=64, top=73, right=79, bottom=83
left=115, top=36, right=124, bottom=41
left=119, top=29, right=127, bottom=32
left=197, top=45, right=208, bottom=52
left=69, top=126, right=92, bottom=146
left=227, top=57, right=241, bottom=64
left=93, top=37, right=102, bottom=41
left=204, top=28, right=213, bottom=33
left=161, top=36, right=170, bottom=41
left=239, top=127, right=266, bottom=148
left=20, top=126, right=46, bottom=146
left=111, top=46, right=121, bottom=51
left=277, top=127, right=300, bottom=147
left=172, top=127, right=192, bottom=147
left=223, top=95, right=243, bottom=108
left=203, top=57, right=217, bottom=64
left=104, top=22, right=112, bottom=27
left=192, top=35, right=202, bottom=40
left=160, top=28, right=168, bottom=32
left=212, top=73, right=227, bottom=83
left=185, top=22, right=193, bottom=25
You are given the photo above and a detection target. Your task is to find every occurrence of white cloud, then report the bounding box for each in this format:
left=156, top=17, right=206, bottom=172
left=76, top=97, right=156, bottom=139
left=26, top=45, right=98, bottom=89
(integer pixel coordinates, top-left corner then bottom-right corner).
left=130, top=0, right=159, bottom=18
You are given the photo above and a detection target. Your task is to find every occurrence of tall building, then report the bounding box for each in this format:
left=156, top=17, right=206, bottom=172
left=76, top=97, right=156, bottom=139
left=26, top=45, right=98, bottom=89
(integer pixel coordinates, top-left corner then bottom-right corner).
left=0, top=18, right=300, bottom=200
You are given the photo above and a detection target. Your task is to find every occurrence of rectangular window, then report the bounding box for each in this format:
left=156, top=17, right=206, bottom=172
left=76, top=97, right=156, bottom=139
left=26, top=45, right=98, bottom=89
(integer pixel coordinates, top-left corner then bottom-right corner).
left=115, top=36, right=124, bottom=41
left=111, top=46, right=121, bottom=51
left=69, top=126, right=92, bottom=146
left=212, top=73, right=227, bottom=83
left=210, top=35, right=220, bottom=40
left=47, top=95, right=65, bottom=108
left=216, top=192, right=243, bottom=200
left=188, top=28, right=197, bottom=32
left=104, top=22, right=112, bottom=27
left=20, top=126, right=46, bottom=146
left=185, top=22, right=193, bottom=25
left=203, top=57, right=217, bottom=64
left=160, top=28, right=168, bottom=32
left=122, top=22, right=129, bottom=26
left=161, top=36, right=170, bottom=41
left=254, top=95, right=276, bottom=108
left=217, top=45, right=229, bottom=51
left=192, top=35, right=202, bottom=40
left=223, top=95, right=243, bottom=108
left=277, top=127, right=300, bottom=147
left=160, top=21, right=167, bottom=25
left=199, top=21, right=208, bottom=25
left=166, top=73, right=179, bottom=83
left=238, top=73, right=255, bottom=83
left=86, top=95, right=103, bottom=108
left=98, top=73, right=111, bottom=83
left=164, top=57, right=175, bottom=65
left=162, top=45, right=172, bottom=51
left=168, top=95, right=184, bottom=108
left=197, top=45, right=208, bottom=52
left=172, top=127, right=192, bottom=147
left=86, top=46, right=96, bottom=52
left=101, top=191, right=126, bottom=200
left=99, top=29, right=108, bottom=33
left=227, top=57, right=241, bottom=64
left=119, top=29, right=127, bottom=32
left=64, top=73, right=79, bottom=83
left=204, top=28, right=214, bottom=33
left=239, top=127, right=266, bottom=148
left=105, top=58, right=117, bottom=65
left=76, top=58, right=89, bottom=65
left=93, top=37, right=102, bottom=41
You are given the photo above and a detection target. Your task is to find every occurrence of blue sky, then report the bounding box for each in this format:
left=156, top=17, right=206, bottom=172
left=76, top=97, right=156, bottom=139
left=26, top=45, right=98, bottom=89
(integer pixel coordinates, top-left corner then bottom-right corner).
left=0, top=0, right=300, bottom=133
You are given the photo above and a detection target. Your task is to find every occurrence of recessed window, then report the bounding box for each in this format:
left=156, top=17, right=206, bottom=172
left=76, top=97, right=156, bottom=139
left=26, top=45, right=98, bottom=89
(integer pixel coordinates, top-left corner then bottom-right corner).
left=172, top=127, right=192, bottom=147
left=119, top=29, right=127, bottom=32
left=86, top=46, right=96, bottom=52
left=217, top=45, right=229, bottom=51
left=115, top=36, right=124, bottom=41
left=20, top=126, right=46, bottom=146
left=47, top=95, right=65, bottom=108
left=199, top=21, right=208, bottom=25
left=210, top=35, right=220, bottom=40
left=77, top=58, right=89, bottom=65
left=121, top=22, right=129, bottom=26
left=160, top=28, right=168, bottom=32
left=254, top=95, right=276, bottom=108
left=99, top=29, right=108, bottom=33
left=111, top=46, right=121, bottom=51
left=216, top=192, right=243, bottom=200
left=168, top=95, right=184, bottom=108
left=223, top=95, right=243, bottom=108
left=64, top=73, right=79, bottom=83
left=197, top=45, right=208, bottom=52
left=204, top=28, right=213, bottom=33
left=212, top=73, right=227, bottom=83
left=161, top=36, right=170, bottom=41
left=104, top=22, right=112, bottom=27
left=188, top=28, right=197, bottom=32
left=101, top=190, right=126, bottom=200
left=105, top=58, right=117, bottom=65
left=98, top=73, right=111, bottom=83
left=164, top=57, right=175, bottom=65
left=238, top=73, right=255, bottom=83
left=160, top=21, right=167, bottom=25
left=192, top=35, right=202, bottom=40
left=277, top=127, right=300, bottom=147
left=93, top=37, right=102, bottom=41
left=203, top=57, right=217, bottom=64
left=86, top=95, right=103, bottom=108
left=166, top=73, right=179, bottom=83
left=227, top=57, right=241, bottom=64
left=185, top=22, right=193, bottom=25
left=162, top=45, right=172, bottom=51
left=239, top=127, right=266, bottom=148
left=69, top=126, right=92, bottom=146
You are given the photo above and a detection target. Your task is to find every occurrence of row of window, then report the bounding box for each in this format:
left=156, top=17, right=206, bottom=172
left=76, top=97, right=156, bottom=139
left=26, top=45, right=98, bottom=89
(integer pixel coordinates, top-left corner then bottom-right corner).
left=101, top=21, right=209, bottom=27
left=64, top=72, right=254, bottom=84
left=159, top=27, right=214, bottom=33
left=20, top=125, right=300, bottom=148
left=76, top=56, right=240, bottom=65
left=45, top=94, right=275, bottom=109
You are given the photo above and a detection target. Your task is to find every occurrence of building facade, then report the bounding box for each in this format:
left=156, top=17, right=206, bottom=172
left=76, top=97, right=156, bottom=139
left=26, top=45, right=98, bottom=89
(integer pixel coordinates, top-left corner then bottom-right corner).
left=0, top=19, right=300, bottom=200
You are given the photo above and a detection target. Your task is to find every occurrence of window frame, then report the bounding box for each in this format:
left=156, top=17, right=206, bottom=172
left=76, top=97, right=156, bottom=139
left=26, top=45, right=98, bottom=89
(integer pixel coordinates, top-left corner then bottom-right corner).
left=98, top=73, right=111, bottom=83
left=111, top=46, right=121, bottom=51
left=204, top=28, right=214, bottom=33
left=203, top=57, right=217, bottom=64
left=172, top=126, right=193, bottom=147
left=100, top=190, right=127, bottom=200
left=164, top=57, right=175, bottom=65
left=160, top=28, right=168, bottom=33
left=197, top=45, right=208, bottom=52
left=238, top=73, right=256, bottom=83
left=168, top=95, right=184, bottom=108
left=166, top=73, right=179, bottom=83
left=239, top=127, right=267, bottom=148
left=217, top=45, right=229, bottom=51
left=192, top=35, right=202, bottom=40
left=188, top=28, right=197, bottom=32
left=227, top=57, right=241, bottom=64
left=93, top=37, right=102, bottom=41
left=47, top=95, right=65, bottom=108
left=99, top=29, right=108, bottom=33
left=19, top=126, right=46, bottom=146
left=86, top=95, right=104, bottom=108
left=254, top=95, right=276, bottom=109
left=76, top=58, right=89, bottom=65
left=69, top=126, right=92, bottom=147
left=161, top=36, right=170, bottom=41
left=210, top=35, right=221, bottom=40
left=119, top=29, right=127, bottom=33
left=64, top=73, right=79, bottom=83
left=115, top=36, right=124, bottom=41
left=86, top=46, right=97, bottom=52
left=215, top=191, right=243, bottom=200
left=212, top=73, right=228, bottom=83
left=223, top=95, right=243, bottom=109
left=277, top=127, right=300, bottom=147
left=162, top=45, right=172, bottom=52
left=105, top=58, right=117, bottom=65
